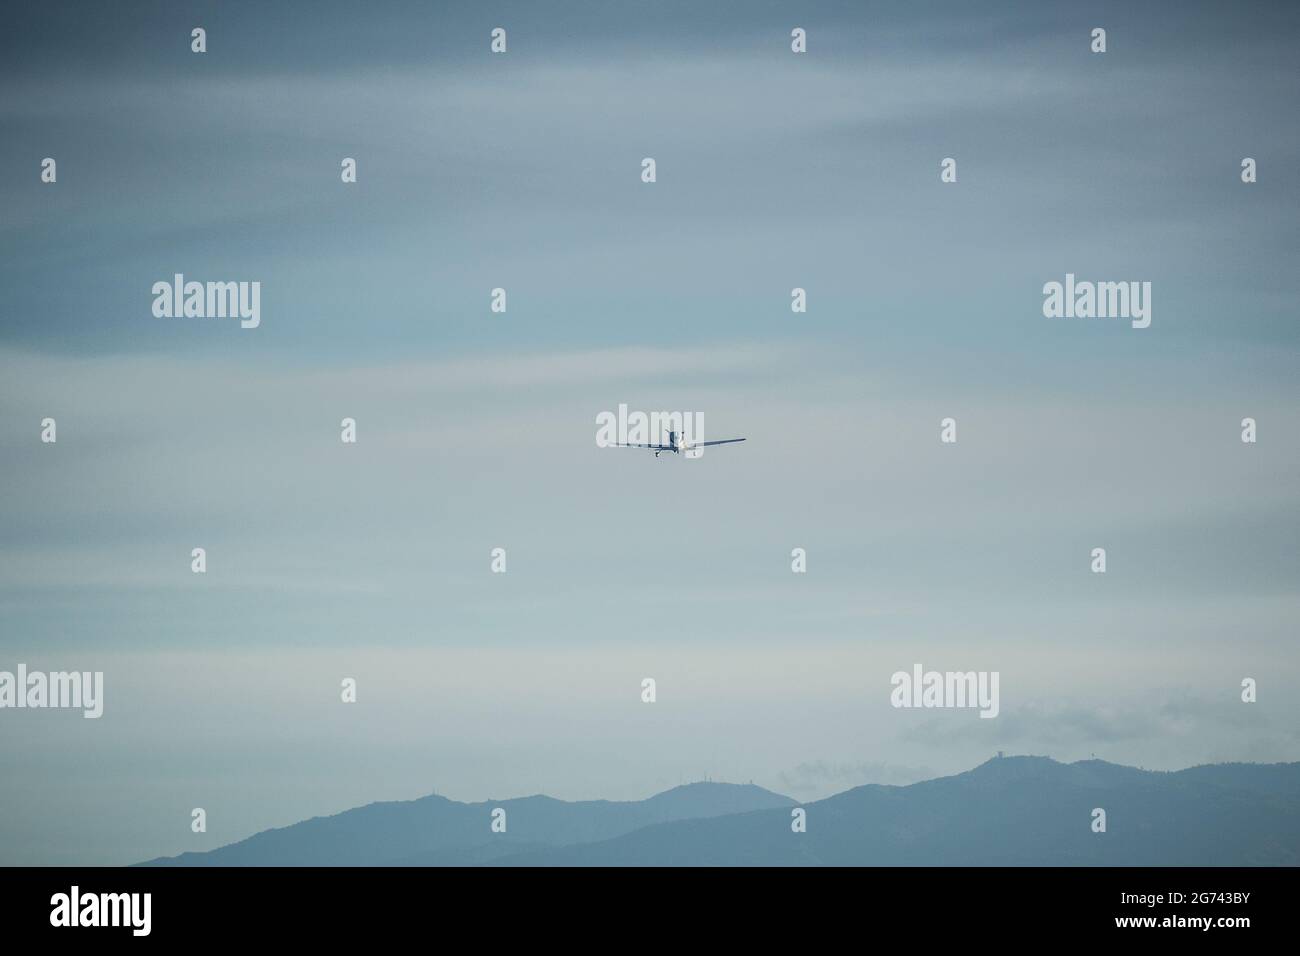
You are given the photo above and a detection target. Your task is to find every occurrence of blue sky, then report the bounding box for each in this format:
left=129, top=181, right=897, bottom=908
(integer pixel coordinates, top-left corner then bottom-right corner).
left=1, top=0, right=1298, bottom=864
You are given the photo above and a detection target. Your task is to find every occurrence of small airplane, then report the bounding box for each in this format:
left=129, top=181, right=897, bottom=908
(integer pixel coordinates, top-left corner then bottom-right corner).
left=615, top=430, right=747, bottom=458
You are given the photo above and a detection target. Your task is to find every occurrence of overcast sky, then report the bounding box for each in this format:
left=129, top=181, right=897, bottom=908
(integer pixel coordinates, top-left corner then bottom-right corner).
left=1, top=0, right=1298, bottom=864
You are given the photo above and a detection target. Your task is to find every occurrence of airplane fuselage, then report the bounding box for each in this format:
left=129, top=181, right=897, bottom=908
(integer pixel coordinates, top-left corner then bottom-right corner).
left=627, top=428, right=744, bottom=458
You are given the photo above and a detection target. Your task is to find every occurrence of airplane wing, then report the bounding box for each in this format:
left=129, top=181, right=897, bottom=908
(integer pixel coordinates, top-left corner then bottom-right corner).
left=697, top=438, right=746, bottom=447
left=614, top=442, right=672, bottom=450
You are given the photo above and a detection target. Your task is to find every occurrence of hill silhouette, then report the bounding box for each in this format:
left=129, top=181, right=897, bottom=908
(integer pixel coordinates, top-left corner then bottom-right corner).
left=138, top=757, right=1300, bottom=866
left=136, top=781, right=794, bottom=867
left=493, top=756, right=1300, bottom=866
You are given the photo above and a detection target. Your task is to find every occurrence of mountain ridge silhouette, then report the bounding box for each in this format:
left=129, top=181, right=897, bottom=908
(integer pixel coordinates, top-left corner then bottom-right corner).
left=137, top=757, right=1300, bottom=866
left=137, top=781, right=795, bottom=867
left=494, top=756, right=1300, bottom=866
